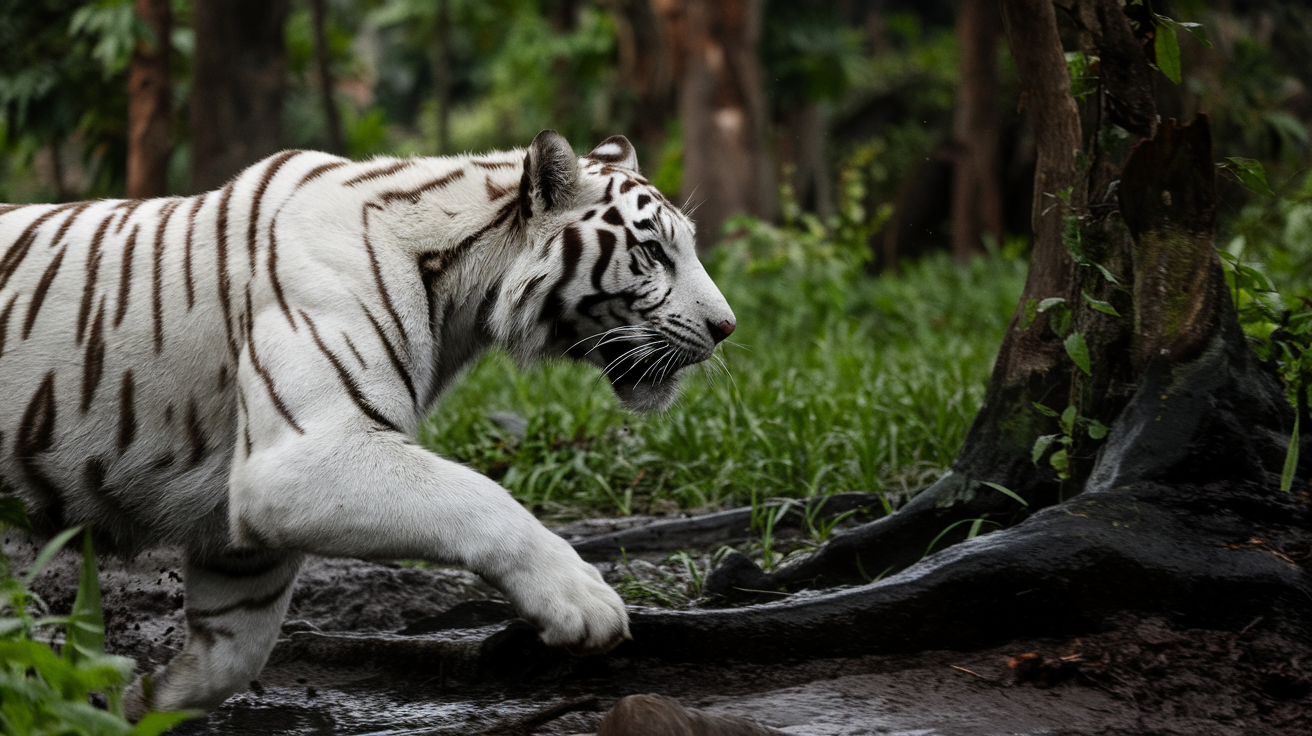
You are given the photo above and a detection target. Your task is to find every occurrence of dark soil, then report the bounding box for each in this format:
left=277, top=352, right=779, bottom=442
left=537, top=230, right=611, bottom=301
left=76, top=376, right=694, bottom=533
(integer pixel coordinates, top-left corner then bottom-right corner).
left=6, top=530, right=1310, bottom=736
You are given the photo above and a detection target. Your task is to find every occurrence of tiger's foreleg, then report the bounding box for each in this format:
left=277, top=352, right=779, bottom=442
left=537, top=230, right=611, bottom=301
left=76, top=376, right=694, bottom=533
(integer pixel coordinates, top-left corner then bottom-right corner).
left=228, top=428, right=630, bottom=655
left=124, top=550, right=303, bottom=719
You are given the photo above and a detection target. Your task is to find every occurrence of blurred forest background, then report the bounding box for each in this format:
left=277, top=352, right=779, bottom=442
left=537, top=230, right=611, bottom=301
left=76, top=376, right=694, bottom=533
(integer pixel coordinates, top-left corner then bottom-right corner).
left=1, top=0, right=1310, bottom=519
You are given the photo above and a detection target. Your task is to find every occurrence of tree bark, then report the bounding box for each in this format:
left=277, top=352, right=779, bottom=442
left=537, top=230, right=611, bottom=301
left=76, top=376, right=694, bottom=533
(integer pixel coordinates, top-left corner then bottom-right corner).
left=189, top=0, right=290, bottom=193
left=431, top=0, right=451, bottom=155
left=127, top=0, right=172, bottom=198
left=950, top=0, right=1004, bottom=262
left=310, top=0, right=344, bottom=155
left=678, top=0, right=777, bottom=251
left=607, top=0, right=680, bottom=157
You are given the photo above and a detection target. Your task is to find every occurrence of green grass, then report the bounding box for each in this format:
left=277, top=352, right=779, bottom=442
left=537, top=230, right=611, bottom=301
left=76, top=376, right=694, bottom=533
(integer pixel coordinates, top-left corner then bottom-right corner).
left=419, top=224, right=1027, bottom=520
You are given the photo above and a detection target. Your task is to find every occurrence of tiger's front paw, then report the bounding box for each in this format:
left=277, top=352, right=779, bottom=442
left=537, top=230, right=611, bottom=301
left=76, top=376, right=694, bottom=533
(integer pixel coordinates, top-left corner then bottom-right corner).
left=501, top=547, right=630, bottom=655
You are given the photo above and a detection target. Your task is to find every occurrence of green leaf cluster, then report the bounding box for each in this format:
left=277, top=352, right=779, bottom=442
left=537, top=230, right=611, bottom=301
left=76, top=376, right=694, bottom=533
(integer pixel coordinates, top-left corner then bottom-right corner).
left=0, top=506, right=195, bottom=734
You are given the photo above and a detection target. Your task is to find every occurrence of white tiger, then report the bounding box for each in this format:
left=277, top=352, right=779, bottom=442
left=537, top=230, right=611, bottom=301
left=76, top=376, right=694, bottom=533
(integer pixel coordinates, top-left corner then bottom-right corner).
left=0, top=131, right=735, bottom=715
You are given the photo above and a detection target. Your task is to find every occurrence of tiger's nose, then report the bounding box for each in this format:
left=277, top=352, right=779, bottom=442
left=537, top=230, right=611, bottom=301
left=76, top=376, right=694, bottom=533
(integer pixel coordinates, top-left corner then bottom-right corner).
left=707, top=319, right=736, bottom=344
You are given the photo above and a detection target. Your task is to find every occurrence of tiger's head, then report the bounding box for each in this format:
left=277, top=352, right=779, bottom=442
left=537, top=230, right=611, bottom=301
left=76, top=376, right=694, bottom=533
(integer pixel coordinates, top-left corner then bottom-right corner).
left=494, top=130, right=735, bottom=412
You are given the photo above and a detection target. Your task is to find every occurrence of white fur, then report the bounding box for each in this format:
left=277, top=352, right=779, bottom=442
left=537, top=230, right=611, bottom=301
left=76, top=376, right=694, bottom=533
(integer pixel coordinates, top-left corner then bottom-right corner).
left=0, top=133, right=734, bottom=715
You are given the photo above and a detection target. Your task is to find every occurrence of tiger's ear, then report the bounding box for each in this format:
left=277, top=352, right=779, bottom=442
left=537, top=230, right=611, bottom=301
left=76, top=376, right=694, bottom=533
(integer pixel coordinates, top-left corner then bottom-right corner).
left=585, top=135, right=640, bottom=173
left=521, top=129, right=580, bottom=218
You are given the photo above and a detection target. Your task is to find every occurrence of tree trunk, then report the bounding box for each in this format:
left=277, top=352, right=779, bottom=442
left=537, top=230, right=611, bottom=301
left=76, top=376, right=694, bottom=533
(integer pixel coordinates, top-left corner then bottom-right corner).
left=127, top=0, right=172, bottom=198
left=678, top=0, right=777, bottom=251
left=189, top=0, right=290, bottom=193
left=431, top=0, right=451, bottom=155
left=784, top=102, right=834, bottom=220
left=950, top=0, right=1004, bottom=262
left=310, top=0, right=344, bottom=155
left=607, top=0, right=680, bottom=158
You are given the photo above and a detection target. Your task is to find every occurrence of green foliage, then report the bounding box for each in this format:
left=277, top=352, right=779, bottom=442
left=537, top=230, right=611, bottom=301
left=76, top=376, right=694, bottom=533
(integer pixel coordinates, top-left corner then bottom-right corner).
left=0, top=509, right=194, bottom=734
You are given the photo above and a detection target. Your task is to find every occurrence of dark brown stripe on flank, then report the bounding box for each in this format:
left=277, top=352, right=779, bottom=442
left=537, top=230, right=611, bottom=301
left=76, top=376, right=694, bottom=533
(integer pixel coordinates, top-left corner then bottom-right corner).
left=359, top=303, right=413, bottom=403
left=343, top=332, right=367, bottom=368
left=76, top=207, right=117, bottom=343
left=301, top=310, right=401, bottom=432
left=183, top=194, right=205, bottom=309
left=376, top=168, right=466, bottom=206
left=17, top=372, right=64, bottom=530
left=118, top=369, right=136, bottom=452
left=619, top=179, right=637, bottom=193
left=21, top=242, right=69, bottom=339
left=47, top=201, right=94, bottom=250
left=112, top=199, right=146, bottom=234
left=151, top=199, right=183, bottom=352
left=245, top=321, right=305, bottom=434
left=471, top=159, right=516, bottom=170
left=247, top=151, right=302, bottom=274
left=0, top=294, right=17, bottom=361
left=294, top=160, right=348, bottom=190
left=417, top=199, right=518, bottom=279
left=360, top=206, right=410, bottom=351
left=266, top=215, right=296, bottom=331
left=82, top=299, right=106, bottom=412
left=0, top=203, right=77, bottom=292
left=0, top=203, right=32, bottom=218
left=188, top=577, right=296, bottom=618
left=185, top=400, right=207, bottom=467
left=485, top=175, right=513, bottom=201
left=215, top=180, right=238, bottom=357
left=113, top=224, right=140, bottom=327
left=343, top=160, right=414, bottom=187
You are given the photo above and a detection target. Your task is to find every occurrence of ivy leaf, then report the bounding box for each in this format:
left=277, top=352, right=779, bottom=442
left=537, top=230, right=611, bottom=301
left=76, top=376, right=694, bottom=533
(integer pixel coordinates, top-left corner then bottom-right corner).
left=1153, top=18, right=1183, bottom=84
left=1037, top=297, right=1067, bottom=312
left=1220, top=157, right=1276, bottom=198
left=1094, top=263, right=1120, bottom=285
left=1049, top=448, right=1071, bottom=478
left=1032, top=402, right=1059, bottom=418
left=1060, top=405, right=1078, bottom=435
left=1032, top=434, right=1059, bottom=465
left=1083, top=291, right=1121, bottom=317
left=1157, top=14, right=1212, bottom=48
left=1087, top=419, right=1109, bottom=440
left=1065, top=332, right=1092, bottom=376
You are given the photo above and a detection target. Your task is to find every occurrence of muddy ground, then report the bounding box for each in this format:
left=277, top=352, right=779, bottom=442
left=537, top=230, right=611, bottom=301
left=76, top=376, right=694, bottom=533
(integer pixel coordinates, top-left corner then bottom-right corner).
left=5, top=526, right=1310, bottom=736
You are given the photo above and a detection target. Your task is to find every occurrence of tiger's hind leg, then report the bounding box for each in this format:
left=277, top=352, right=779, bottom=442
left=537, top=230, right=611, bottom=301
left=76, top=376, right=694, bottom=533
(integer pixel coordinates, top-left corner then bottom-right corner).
left=124, top=550, right=303, bottom=719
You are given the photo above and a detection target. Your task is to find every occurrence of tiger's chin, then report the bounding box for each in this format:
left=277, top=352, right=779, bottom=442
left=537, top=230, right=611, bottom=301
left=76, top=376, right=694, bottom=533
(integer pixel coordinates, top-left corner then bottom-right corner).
left=609, top=372, right=684, bottom=413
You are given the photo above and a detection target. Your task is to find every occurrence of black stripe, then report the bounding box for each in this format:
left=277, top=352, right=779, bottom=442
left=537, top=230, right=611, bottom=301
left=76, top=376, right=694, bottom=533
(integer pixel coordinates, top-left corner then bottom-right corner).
left=343, top=160, right=413, bottom=187
left=360, top=205, right=410, bottom=352
left=294, top=160, right=349, bottom=190
left=602, top=207, right=624, bottom=226
left=185, top=400, right=207, bottom=467
left=17, top=372, right=64, bottom=530
left=301, top=310, right=401, bottom=432
left=376, top=168, right=466, bottom=206
left=118, top=370, right=135, bottom=453
left=248, top=151, right=302, bottom=274
left=359, top=304, right=414, bottom=403
left=636, top=194, right=651, bottom=209
left=151, top=199, right=183, bottom=352
left=215, top=180, right=238, bottom=357
left=21, top=242, right=69, bottom=339
left=0, top=294, right=16, bottom=360
left=187, top=577, right=295, bottom=619
left=592, top=229, right=616, bottom=290
left=245, top=321, right=306, bottom=434
left=0, top=203, right=78, bottom=293
left=81, top=299, right=106, bottom=412
left=183, top=194, right=205, bottom=309
left=114, top=224, right=140, bottom=327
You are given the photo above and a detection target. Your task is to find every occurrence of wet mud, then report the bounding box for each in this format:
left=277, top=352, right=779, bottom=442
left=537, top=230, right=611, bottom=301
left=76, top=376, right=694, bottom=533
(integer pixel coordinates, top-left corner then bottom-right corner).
left=5, top=529, right=1310, bottom=736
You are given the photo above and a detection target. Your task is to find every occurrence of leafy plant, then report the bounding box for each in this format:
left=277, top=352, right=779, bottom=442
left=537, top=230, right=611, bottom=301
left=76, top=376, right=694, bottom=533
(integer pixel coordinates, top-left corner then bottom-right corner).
left=0, top=506, right=194, bottom=735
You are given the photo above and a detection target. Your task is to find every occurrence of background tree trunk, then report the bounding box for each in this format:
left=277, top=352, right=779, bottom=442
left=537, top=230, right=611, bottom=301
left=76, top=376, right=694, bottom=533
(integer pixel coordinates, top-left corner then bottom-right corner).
left=608, top=0, right=680, bottom=161
left=126, top=0, right=172, bottom=198
left=431, top=0, right=451, bottom=155
left=950, top=0, right=1004, bottom=262
left=679, top=0, right=777, bottom=251
left=189, top=0, right=290, bottom=192
left=310, top=0, right=344, bottom=155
